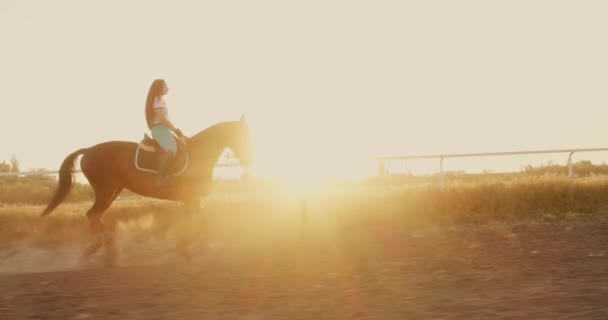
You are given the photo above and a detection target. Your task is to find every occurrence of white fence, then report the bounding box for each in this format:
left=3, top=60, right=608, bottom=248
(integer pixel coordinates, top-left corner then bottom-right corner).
left=3, top=147, right=608, bottom=189
left=364, top=147, right=608, bottom=190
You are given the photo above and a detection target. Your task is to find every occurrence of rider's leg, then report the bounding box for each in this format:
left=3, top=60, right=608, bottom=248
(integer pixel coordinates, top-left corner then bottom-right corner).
left=157, top=150, right=175, bottom=179
left=151, top=125, right=178, bottom=185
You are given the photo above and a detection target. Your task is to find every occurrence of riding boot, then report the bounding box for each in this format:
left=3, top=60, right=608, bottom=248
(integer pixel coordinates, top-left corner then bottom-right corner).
left=156, top=152, right=175, bottom=187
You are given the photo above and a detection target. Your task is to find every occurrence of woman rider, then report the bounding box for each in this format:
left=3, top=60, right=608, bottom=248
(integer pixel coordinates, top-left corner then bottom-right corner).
left=144, top=78, right=185, bottom=185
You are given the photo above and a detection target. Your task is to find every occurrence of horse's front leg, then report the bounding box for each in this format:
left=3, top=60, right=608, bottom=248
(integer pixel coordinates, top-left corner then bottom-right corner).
left=176, top=198, right=205, bottom=259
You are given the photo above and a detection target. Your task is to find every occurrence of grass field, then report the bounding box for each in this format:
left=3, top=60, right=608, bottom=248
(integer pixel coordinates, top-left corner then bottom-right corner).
left=2, top=172, right=608, bottom=248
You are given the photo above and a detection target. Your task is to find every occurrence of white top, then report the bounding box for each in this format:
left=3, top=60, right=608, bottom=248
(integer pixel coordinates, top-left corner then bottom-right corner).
left=151, top=96, right=168, bottom=126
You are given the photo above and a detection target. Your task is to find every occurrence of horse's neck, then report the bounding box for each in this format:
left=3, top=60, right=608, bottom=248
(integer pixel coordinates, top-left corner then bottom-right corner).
left=188, top=123, right=233, bottom=164
left=190, top=141, right=226, bottom=164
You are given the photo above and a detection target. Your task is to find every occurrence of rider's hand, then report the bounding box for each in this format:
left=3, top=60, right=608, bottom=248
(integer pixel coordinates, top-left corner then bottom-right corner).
left=175, top=129, right=187, bottom=145
left=178, top=136, right=187, bottom=146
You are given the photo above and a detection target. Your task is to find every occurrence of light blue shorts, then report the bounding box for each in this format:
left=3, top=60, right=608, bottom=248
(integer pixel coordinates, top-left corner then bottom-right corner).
left=150, top=125, right=177, bottom=155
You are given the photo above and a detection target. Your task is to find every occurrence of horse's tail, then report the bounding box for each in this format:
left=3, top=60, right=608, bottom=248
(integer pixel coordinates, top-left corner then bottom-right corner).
left=40, top=148, right=88, bottom=217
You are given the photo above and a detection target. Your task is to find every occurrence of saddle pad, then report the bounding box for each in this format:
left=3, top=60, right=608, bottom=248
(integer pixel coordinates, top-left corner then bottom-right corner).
left=134, top=143, right=189, bottom=176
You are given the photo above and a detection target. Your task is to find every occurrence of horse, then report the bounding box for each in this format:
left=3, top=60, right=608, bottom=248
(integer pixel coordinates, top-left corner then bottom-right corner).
left=40, top=115, right=253, bottom=263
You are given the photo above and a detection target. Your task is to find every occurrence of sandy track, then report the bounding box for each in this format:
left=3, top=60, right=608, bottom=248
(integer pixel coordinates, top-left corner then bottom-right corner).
left=2, top=214, right=608, bottom=320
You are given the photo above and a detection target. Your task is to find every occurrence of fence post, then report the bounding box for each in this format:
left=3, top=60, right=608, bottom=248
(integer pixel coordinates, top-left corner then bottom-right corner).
left=440, top=156, right=445, bottom=192
left=376, top=160, right=387, bottom=176
left=568, top=151, right=575, bottom=200
left=300, top=188, right=308, bottom=240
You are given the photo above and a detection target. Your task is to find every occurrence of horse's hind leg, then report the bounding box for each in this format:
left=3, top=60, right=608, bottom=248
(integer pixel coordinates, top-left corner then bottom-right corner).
left=83, top=186, right=122, bottom=263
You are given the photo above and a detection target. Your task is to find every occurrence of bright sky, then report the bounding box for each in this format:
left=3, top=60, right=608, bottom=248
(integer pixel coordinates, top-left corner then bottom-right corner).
left=2, top=0, right=608, bottom=178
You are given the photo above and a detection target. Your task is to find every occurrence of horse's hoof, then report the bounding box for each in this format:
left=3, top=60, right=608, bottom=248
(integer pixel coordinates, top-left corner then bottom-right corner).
left=176, top=243, right=194, bottom=260
left=103, top=253, right=118, bottom=267
left=82, top=243, right=101, bottom=259
left=178, top=248, right=193, bottom=260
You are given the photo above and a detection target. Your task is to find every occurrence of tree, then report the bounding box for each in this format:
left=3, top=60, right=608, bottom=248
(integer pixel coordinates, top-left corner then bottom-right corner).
left=0, top=161, right=9, bottom=173
left=9, top=154, right=20, bottom=173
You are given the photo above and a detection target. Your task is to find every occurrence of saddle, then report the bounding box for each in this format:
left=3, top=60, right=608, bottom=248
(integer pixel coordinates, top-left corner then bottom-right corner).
left=135, top=134, right=189, bottom=176
left=139, top=134, right=157, bottom=152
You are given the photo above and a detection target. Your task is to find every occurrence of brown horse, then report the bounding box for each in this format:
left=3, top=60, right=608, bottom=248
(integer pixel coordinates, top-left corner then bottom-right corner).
left=40, top=115, right=253, bottom=262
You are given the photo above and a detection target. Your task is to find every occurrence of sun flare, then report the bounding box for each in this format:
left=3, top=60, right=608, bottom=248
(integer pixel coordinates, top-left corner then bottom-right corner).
left=246, top=150, right=376, bottom=190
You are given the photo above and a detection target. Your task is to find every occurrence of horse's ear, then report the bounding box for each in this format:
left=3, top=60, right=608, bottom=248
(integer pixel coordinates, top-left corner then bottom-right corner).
left=240, top=114, right=247, bottom=125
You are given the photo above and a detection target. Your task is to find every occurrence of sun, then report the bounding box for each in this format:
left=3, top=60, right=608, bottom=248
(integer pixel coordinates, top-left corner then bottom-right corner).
left=246, top=147, right=377, bottom=192
left=236, top=116, right=380, bottom=189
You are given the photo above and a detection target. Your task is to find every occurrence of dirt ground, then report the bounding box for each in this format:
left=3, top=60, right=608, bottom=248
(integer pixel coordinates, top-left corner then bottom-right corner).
left=1, top=209, right=608, bottom=320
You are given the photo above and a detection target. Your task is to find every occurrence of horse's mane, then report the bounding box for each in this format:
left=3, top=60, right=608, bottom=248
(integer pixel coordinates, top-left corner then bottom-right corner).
left=187, top=120, right=240, bottom=147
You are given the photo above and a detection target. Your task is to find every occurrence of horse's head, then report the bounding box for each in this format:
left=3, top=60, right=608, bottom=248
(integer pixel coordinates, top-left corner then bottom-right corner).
left=187, top=115, right=254, bottom=170
left=227, top=115, right=254, bottom=168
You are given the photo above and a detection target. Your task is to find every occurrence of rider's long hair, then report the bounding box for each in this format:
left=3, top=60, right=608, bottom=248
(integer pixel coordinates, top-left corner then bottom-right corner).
left=145, top=79, right=166, bottom=129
